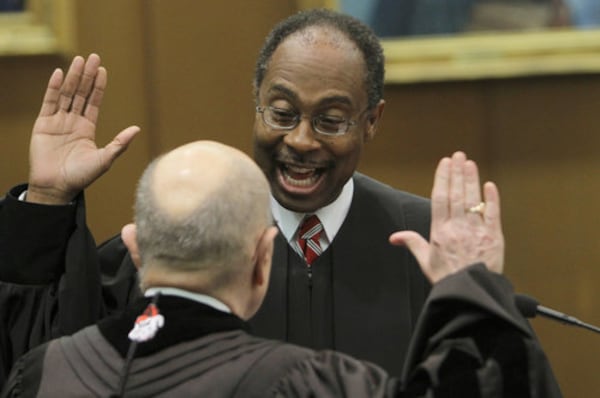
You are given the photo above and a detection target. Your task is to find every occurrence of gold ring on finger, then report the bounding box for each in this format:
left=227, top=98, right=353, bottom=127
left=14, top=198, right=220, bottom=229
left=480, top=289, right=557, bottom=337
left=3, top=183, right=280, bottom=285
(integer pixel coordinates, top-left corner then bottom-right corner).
left=466, top=202, right=485, bottom=215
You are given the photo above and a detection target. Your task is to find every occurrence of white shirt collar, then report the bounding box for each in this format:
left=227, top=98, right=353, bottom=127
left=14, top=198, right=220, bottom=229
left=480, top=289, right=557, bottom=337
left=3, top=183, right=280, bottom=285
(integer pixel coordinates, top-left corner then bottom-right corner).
left=142, top=182, right=355, bottom=304
left=270, top=177, right=354, bottom=246
left=144, top=287, right=231, bottom=313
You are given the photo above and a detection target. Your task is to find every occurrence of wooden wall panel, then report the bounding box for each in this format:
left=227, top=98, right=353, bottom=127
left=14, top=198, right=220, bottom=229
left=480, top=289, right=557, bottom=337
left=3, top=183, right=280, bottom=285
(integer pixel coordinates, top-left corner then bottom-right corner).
left=370, top=74, right=600, bottom=396
left=72, top=0, right=152, bottom=242
left=359, top=80, right=492, bottom=197
left=487, top=75, right=600, bottom=397
left=1, top=1, right=599, bottom=395
left=0, top=55, right=64, bottom=194
left=143, top=1, right=297, bottom=155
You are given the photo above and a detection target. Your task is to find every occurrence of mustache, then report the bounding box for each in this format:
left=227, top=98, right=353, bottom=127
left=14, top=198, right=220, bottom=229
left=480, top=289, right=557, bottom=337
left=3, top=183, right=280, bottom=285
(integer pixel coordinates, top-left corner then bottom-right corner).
left=275, top=148, right=333, bottom=168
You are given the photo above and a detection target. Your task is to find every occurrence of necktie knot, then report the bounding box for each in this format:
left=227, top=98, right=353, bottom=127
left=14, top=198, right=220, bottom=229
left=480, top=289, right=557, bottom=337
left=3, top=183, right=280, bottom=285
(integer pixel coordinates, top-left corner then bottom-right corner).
left=297, top=215, right=323, bottom=266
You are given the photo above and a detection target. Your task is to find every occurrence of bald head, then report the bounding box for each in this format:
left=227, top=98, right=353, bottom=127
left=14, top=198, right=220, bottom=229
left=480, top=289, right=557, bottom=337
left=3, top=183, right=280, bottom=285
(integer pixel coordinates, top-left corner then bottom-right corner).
left=153, top=141, right=262, bottom=220
left=133, top=140, right=272, bottom=292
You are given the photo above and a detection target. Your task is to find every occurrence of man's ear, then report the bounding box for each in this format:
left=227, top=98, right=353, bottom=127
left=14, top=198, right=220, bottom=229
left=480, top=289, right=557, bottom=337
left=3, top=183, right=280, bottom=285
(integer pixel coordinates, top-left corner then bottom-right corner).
left=365, top=99, right=385, bottom=141
left=252, top=226, right=279, bottom=287
left=121, top=223, right=142, bottom=269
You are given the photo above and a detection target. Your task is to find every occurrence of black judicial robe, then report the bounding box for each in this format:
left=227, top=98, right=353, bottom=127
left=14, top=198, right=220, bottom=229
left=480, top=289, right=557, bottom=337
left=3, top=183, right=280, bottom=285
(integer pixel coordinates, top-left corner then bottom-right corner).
left=0, top=173, right=430, bottom=385
left=2, top=265, right=562, bottom=397
left=251, top=173, right=431, bottom=373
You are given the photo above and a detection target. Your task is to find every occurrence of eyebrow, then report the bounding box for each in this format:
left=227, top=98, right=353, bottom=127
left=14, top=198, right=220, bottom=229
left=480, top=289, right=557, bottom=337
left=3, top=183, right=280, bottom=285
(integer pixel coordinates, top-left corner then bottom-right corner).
left=268, top=84, right=298, bottom=101
left=267, top=84, right=354, bottom=108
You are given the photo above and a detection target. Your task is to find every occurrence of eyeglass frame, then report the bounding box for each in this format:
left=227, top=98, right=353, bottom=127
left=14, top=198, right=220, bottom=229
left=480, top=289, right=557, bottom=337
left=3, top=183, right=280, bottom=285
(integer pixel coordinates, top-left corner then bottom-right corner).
left=255, top=105, right=370, bottom=137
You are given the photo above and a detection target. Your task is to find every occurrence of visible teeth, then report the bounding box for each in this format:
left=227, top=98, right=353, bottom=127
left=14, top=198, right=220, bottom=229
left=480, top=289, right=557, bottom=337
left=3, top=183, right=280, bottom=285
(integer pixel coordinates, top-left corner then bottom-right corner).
left=283, top=169, right=319, bottom=187
left=287, top=165, right=315, bottom=173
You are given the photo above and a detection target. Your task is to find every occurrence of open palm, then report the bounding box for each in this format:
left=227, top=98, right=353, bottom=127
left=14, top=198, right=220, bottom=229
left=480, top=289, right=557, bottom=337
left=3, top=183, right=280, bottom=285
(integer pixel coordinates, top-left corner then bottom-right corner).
left=27, top=54, right=139, bottom=204
left=389, top=152, right=504, bottom=284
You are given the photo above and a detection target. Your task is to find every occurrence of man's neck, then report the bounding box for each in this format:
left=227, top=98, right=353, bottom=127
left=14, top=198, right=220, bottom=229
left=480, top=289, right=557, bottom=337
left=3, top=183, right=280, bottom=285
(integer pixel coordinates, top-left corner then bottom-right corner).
left=144, top=286, right=231, bottom=313
left=270, top=177, right=354, bottom=246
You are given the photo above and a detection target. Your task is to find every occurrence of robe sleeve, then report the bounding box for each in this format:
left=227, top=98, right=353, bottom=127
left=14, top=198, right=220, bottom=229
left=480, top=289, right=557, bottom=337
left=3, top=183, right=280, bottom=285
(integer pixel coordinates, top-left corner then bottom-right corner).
left=0, top=185, right=138, bottom=389
left=401, top=263, right=563, bottom=397
left=0, top=185, right=75, bottom=388
left=271, top=350, right=400, bottom=398
left=273, top=264, right=562, bottom=397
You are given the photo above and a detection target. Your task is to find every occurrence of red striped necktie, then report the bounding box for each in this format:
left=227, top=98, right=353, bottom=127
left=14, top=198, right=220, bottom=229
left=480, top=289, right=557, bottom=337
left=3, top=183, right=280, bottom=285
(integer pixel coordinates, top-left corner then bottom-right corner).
left=297, top=215, right=323, bottom=266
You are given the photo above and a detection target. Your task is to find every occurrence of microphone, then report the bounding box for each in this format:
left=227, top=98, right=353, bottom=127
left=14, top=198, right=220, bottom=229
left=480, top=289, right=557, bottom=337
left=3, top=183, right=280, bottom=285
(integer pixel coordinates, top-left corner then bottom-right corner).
left=515, top=293, right=600, bottom=335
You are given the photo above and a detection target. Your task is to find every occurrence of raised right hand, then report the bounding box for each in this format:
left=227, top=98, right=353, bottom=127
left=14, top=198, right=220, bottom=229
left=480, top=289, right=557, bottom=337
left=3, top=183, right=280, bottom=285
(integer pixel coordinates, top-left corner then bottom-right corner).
left=389, top=151, right=504, bottom=284
left=26, top=53, right=140, bottom=204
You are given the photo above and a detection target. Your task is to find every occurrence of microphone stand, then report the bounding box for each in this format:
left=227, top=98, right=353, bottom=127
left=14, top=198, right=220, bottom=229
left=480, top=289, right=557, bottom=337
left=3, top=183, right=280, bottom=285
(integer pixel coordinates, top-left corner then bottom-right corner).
left=515, top=293, right=600, bottom=335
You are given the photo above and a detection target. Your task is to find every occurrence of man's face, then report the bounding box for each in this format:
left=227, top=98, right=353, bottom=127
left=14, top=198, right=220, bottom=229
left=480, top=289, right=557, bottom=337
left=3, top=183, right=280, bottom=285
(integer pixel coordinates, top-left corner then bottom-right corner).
left=253, top=28, right=383, bottom=213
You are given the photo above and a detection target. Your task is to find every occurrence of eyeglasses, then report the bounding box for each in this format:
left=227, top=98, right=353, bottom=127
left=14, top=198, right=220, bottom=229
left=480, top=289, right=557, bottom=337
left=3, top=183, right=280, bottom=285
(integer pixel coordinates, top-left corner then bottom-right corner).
left=256, top=106, right=364, bottom=137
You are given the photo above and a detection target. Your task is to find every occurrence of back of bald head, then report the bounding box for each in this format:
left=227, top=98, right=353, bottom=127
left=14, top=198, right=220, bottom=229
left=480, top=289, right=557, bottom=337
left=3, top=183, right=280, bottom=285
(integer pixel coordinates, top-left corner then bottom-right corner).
left=134, top=141, right=271, bottom=290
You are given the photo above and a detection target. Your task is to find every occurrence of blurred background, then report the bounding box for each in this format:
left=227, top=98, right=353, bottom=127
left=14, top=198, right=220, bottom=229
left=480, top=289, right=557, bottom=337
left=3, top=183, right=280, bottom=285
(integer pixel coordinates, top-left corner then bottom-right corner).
left=1, top=1, right=599, bottom=395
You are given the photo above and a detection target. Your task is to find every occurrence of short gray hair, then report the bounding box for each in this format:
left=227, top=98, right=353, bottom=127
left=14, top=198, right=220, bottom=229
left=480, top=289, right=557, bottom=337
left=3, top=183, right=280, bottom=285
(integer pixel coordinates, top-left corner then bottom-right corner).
left=134, top=154, right=272, bottom=279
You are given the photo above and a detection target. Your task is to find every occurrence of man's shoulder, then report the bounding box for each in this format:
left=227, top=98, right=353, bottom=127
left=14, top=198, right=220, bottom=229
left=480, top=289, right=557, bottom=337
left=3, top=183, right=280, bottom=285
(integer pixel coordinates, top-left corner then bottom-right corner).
left=2, top=338, right=54, bottom=396
left=270, top=348, right=396, bottom=397
left=353, top=172, right=430, bottom=208
left=348, top=173, right=430, bottom=236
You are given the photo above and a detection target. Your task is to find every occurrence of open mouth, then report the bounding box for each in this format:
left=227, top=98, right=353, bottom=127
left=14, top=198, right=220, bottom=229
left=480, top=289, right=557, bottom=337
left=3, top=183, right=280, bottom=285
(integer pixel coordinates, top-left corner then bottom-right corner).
left=277, top=163, right=326, bottom=192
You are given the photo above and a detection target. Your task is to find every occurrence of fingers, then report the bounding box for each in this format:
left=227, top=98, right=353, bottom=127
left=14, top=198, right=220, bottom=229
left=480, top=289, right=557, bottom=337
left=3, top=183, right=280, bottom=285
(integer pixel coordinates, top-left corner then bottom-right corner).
left=83, top=66, right=107, bottom=123
left=394, top=151, right=502, bottom=284
left=58, top=55, right=85, bottom=111
left=431, top=157, right=450, bottom=225
left=389, top=230, right=430, bottom=272
left=432, top=151, right=479, bottom=224
left=101, top=125, right=141, bottom=165
left=449, top=151, right=467, bottom=217
left=38, top=68, right=64, bottom=117
left=54, top=54, right=104, bottom=118
left=482, top=181, right=501, bottom=229
left=464, top=159, right=482, bottom=209
left=464, top=158, right=484, bottom=225
left=70, top=54, right=102, bottom=115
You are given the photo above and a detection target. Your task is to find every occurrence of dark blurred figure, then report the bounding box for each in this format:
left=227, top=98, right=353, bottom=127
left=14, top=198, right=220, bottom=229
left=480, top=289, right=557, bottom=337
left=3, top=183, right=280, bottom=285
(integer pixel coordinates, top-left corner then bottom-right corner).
left=565, top=0, right=600, bottom=28
left=345, top=0, right=475, bottom=37
left=343, top=0, right=570, bottom=37
left=0, top=0, right=24, bottom=12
